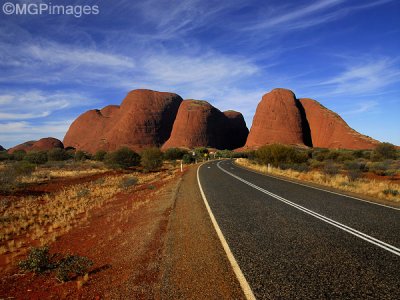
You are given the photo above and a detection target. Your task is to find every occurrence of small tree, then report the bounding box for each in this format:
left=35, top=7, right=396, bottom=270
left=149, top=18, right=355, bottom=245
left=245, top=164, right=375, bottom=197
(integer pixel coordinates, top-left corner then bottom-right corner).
left=141, top=147, right=163, bottom=171
left=105, top=147, right=140, bottom=169
left=182, top=153, right=194, bottom=164
left=374, top=143, right=397, bottom=160
left=163, top=148, right=188, bottom=161
left=24, top=151, right=48, bottom=165
left=12, top=150, right=26, bottom=161
left=47, top=148, right=68, bottom=161
left=94, top=150, right=107, bottom=161
left=74, top=150, right=89, bottom=161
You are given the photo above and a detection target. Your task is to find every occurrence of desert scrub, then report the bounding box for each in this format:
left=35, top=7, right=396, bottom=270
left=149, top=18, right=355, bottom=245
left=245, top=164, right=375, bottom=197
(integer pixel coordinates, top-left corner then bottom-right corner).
left=141, top=147, right=163, bottom=171
left=19, top=246, right=56, bottom=274
left=19, top=246, right=93, bottom=282
left=235, top=158, right=400, bottom=203
left=0, top=171, right=163, bottom=253
left=56, top=254, right=93, bottom=282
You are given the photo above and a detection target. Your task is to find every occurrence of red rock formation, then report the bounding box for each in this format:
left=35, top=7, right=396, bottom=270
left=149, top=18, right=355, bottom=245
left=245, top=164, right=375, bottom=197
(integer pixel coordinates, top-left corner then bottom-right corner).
left=299, top=98, right=379, bottom=150
left=223, top=110, right=249, bottom=150
left=162, top=100, right=248, bottom=150
left=63, top=89, right=183, bottom=153
left=245, top=88, right=310, bottom=149
left=8, top=138, right=64, bottom=153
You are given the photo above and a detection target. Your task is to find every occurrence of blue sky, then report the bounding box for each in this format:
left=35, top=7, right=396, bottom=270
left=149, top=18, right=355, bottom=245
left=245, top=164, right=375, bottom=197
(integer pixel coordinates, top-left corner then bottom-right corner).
left=0, top=0, right=399, bottom=148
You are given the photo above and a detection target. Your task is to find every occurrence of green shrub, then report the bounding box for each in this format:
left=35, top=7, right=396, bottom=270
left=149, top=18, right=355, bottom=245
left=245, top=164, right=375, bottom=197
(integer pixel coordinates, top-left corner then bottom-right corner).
left=19, top=246, right=54, bottom=274
left=163, top=148, right=188, bottom=161
left=215, top=150, right=234, bottom=158
left=182, top=153, right=195, bottom=164
left=0, top=161, right=35, bottom=192
left=373, top=143, right=397, bottom=160
left=0, top=151, right=11, bottom=161
left=24, top=151, right=48, bottom=165
left=369, top=161, right=390, bottom=176
left=56, top=254, right=93, bottom=282
left=74, top=150, right=90, bottom=161
left=12, top=150, right=27, bottom=161
left=14, top=160, right=36, bottom=176
left=47, top=148, right=68, bottom=161
left=105, top=147, right=140, bottom=169
left=255, top=144, right=308, bottom=167
left=323, top=161, right=339, bottom=176
left=19, top=246, right=93, bottom=283
left=94, top=150, right=107, bottom=161
left=194, top=147, right=209, bottom=160
left=141, top=147, right=163, bottom=171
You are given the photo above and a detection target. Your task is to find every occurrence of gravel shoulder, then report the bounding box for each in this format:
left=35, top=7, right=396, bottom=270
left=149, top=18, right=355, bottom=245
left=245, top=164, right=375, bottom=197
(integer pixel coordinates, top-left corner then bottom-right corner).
left=160, top=165, right=245, bottom=300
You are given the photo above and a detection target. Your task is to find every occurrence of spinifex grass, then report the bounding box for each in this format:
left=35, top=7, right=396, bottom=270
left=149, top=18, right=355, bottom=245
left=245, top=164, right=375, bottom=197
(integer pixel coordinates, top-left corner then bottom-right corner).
left=236, top=158, right=400, bottom=203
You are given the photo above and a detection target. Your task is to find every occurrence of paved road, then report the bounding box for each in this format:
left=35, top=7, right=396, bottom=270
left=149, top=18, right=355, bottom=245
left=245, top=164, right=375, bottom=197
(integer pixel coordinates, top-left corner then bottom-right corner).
left=198, top=160, right=400, bottom=299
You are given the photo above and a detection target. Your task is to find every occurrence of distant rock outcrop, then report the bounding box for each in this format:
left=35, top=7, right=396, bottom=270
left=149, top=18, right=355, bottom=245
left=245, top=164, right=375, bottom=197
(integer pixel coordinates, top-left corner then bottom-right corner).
left=299, top=98, right=379, bottom=150
left=62, top=87, right=383, bottom=152
left=8, top=138, right=64, bottom=153
left=162, top=100, right=248, bottom=150
left=0, top=145, right=5, bottom=151
left=245, top=88, right=311, bottom=149
left=223, top=110, right=249, bottom=150
left=63, top=89, right=183, bottom=153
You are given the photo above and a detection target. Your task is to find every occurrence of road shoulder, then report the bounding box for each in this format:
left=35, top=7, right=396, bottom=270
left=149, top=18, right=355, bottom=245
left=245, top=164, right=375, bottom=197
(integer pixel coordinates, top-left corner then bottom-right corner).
left=160, top=165, right=245, bottom=300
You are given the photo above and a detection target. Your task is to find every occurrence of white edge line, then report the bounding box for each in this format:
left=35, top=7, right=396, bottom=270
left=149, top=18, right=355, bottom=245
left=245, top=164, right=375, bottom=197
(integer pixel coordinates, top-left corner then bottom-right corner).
left=197, top=162, right=257, bottom=300
left=233, top=160, right=400, bottom=211
left=218, top=161, right=400, bottom=257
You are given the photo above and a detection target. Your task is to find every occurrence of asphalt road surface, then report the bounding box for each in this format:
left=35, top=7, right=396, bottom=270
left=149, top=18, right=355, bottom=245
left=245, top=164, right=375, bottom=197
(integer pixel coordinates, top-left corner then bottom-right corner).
left=198, top=160, right=400, bottom=299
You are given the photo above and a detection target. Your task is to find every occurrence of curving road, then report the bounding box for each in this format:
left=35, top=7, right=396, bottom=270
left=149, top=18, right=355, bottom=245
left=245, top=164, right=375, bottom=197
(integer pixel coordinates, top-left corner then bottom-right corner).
left=198, top=160, right=400, bottom=299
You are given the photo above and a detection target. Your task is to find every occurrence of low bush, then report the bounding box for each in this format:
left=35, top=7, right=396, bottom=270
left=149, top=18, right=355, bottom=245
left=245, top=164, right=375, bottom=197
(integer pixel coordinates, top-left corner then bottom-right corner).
left=47, top=148, right=69, bottom=161
left=26, top=151, right=47, bottom=164
left=12, top=150, right=26, bottom=161
left=374, top=143, right=397, bottom=160
left=0, top=161, right=35, bottom=192
left=0, top=152, right=10, bottom=161
left=163, top=148, right=188, bottom=161
left=141, top=147, right=163, bottom=171
left=255, top=144, right=308, bottom=167
left=182, top=153, right=195, bottom=164
left=19, top=246, right=54, bottom=274
left=74, top=151, right=91, bottom=161
left=19, top=246, right=93, bottom=282
left=323, top=161, right=339, bottom=176
left=94, top=150, right=107, bottom=161
left=105, top=147, right=140, bottom=169
left=24, top=151, right=48, bottom=165
left=56, top=254, right=93, bottom=282
left=194, top=147, right=209, bottom=161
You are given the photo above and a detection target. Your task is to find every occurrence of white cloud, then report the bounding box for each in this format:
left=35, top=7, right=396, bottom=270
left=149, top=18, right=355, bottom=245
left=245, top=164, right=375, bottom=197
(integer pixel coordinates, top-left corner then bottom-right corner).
left=0, top=90, right=93, bottom=120
left=143, top=52, right=259, bottom=86
left=243, top=0, right=394, bottom=33
left=0, top=120, right=72, bottom=148
left=340, top=101, right=379, bottom=115
left=318, top=58, right=400, bottom=95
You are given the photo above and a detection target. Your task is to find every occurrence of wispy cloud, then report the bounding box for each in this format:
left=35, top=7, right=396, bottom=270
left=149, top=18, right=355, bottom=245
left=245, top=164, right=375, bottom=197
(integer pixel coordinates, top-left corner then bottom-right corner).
left=340, top=100, right=379, bottom=115
left=0, top=120, right=72, bottom=148
left=318, top=57, right=400, bottom=96
left=243, top=0, right=394, bottom=33
left=142, top=52, right=259, bottom=87
left=0, top=90, right=93, bottom=120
